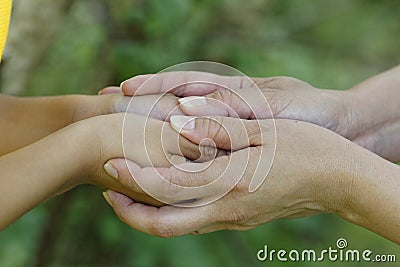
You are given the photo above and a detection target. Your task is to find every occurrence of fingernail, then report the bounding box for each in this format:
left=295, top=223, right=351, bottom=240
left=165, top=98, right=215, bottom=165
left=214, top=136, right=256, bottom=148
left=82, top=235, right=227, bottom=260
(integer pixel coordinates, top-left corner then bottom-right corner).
left=102, top=191, right=113, bottom=206
left=170, top=115, right=195, bottom=132
left=104, top=162, right=119, bottom=180
left=178, top=96, right=207, bottom=108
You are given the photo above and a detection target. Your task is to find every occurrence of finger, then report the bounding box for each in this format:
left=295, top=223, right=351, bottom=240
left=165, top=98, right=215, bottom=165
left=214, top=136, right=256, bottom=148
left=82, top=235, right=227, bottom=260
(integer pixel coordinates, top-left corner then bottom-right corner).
left=131, top=147, right=256, bottom=206
left=152, top=117, right=225, bottom=163
left=103, top=159, right=164, bottom=206
left=121, top=71, right=257, bottom=96
left=119, top=116, right=250, bottom=204
left=171, top=115, right=275, bottom=192
left=106, top=190, right=216, bottom=237
left=99, top=90, right=186, bottom=121
left=105, top=158, right=145, bottom=194
left=121, top=114, right=218, bottom=166
left=152, top=120, right=217, bottom=163
left=178, top=87, right=273, bottom=119
left=171, top=119, right=228, bottom=163
left=120, top=114, right=195, bottom=165
left=164, top=123, right=209, bottom=162
left=176, top=132, right=227, bottom=163
left=170, top=115, right=267, bottom=150
left=103, top=158, right=216, bottom=207
left=122, top=93, right=185, bottom=121
left=98, top=86, right=122, bottom=95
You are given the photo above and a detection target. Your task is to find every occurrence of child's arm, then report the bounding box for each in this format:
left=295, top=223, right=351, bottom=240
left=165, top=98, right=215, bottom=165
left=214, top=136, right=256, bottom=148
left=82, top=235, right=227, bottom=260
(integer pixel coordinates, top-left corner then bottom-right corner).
left=0, top=112, right=205, bottom=230
left=0, top=94, right=121, bottom=155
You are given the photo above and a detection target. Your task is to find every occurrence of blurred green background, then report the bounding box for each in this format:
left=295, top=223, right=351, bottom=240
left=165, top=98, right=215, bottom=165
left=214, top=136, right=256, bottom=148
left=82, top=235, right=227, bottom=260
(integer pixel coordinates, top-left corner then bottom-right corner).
left=0, top=0, right=399, bottom=266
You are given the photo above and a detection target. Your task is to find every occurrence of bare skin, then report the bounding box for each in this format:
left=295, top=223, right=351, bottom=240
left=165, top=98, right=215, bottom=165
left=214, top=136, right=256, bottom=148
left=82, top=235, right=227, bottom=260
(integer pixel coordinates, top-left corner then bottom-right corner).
left=102, top=66, right=400, bottom=243
left=103, top=115, right=400, bottom=244
left=0, top=94, right=123, bottom=155
left=2, top=65, right=399, bottom=243
left=119, top=65, right=400, bottom=162
left=0, top=94, right=211, bottom=230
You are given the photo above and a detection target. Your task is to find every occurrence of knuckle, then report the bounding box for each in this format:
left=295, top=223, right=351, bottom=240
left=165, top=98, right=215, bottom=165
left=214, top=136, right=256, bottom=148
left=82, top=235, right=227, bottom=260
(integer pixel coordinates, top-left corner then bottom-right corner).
left=118, top=172, right=140, bottom=191
left=226, top=210, right=249, bottom=225
left=210, top=89, right=243, bottom=117
left=197, top=115, right=212, bottom=134
left=209, top=89, right=233, bottom=107
left=198, top=145, right=217, bottom=161
left=196, top=115, right=223, bottom=139
left=208, top=116, right=224, bottom=138
left=114, top=206, right=129, bottom=224
left=161, top=171, right=182, bottom=199
left=260, top=76, right=284, bottom=87
left=262, top=76, right=296, bottom=88
left=127, top=178, right=145, bottom=194
left=244, top=121, right=262, bottom=145
left=277, top=76, right=313, bottom=89
left=206, top=116, right=231, bottom=149
left=179, top=135, right=200, bottom=160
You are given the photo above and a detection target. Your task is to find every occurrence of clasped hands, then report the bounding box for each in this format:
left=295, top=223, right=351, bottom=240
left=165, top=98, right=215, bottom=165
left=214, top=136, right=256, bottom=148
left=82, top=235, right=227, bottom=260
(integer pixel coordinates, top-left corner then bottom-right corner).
left=94, top=70, right=400, bottom=244
left=1, top=67, right=399, bottom=244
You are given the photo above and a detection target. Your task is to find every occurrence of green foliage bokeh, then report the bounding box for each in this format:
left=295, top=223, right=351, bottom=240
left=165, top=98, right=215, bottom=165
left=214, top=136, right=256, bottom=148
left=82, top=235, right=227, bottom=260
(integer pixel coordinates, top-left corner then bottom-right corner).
left=1, top=0, right=400, bottom=266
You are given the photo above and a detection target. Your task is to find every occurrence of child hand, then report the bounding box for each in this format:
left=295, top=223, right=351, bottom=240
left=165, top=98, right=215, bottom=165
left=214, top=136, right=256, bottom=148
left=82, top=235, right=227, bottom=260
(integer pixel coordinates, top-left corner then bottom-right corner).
left=74, top=112, right=220, bottom=206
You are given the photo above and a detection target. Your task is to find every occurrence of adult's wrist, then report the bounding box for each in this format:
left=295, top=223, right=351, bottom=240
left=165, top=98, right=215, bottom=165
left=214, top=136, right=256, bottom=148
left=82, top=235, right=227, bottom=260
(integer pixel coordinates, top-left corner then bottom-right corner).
left=334, top=144, right=400, bottom=243
left=319, top=89, right=361, bottom=139
left=347, top=69, right=400, bottom=138
left=347, top=80, right=400, bottom=162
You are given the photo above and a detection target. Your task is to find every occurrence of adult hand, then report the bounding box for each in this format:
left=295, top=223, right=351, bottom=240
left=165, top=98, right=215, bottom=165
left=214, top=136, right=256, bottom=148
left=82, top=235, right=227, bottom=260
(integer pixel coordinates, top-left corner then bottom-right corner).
left=120, top=71, right=400, bottom=162
left=120, top=72, right=354, bottom=137
left=102, top=116, right=358, bottom=237
left=103, top=115, right=400, bottom=244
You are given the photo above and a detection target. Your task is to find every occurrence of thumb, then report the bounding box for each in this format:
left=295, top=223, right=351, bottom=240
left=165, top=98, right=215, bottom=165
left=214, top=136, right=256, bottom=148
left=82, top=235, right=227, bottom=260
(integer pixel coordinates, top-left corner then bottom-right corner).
left=178, top=87, right=272, bottom=119
left=170, top=115, right=264, bottom=151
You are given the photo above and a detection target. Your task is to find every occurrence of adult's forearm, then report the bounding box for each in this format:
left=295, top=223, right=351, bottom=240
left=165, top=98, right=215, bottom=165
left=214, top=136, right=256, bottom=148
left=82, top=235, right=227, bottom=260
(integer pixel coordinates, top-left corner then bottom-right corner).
left=339, top=145, right=400, bottom=244
left=349, top=65, right=400, bottom=162
left=351, top=65, right=400, bottom=113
